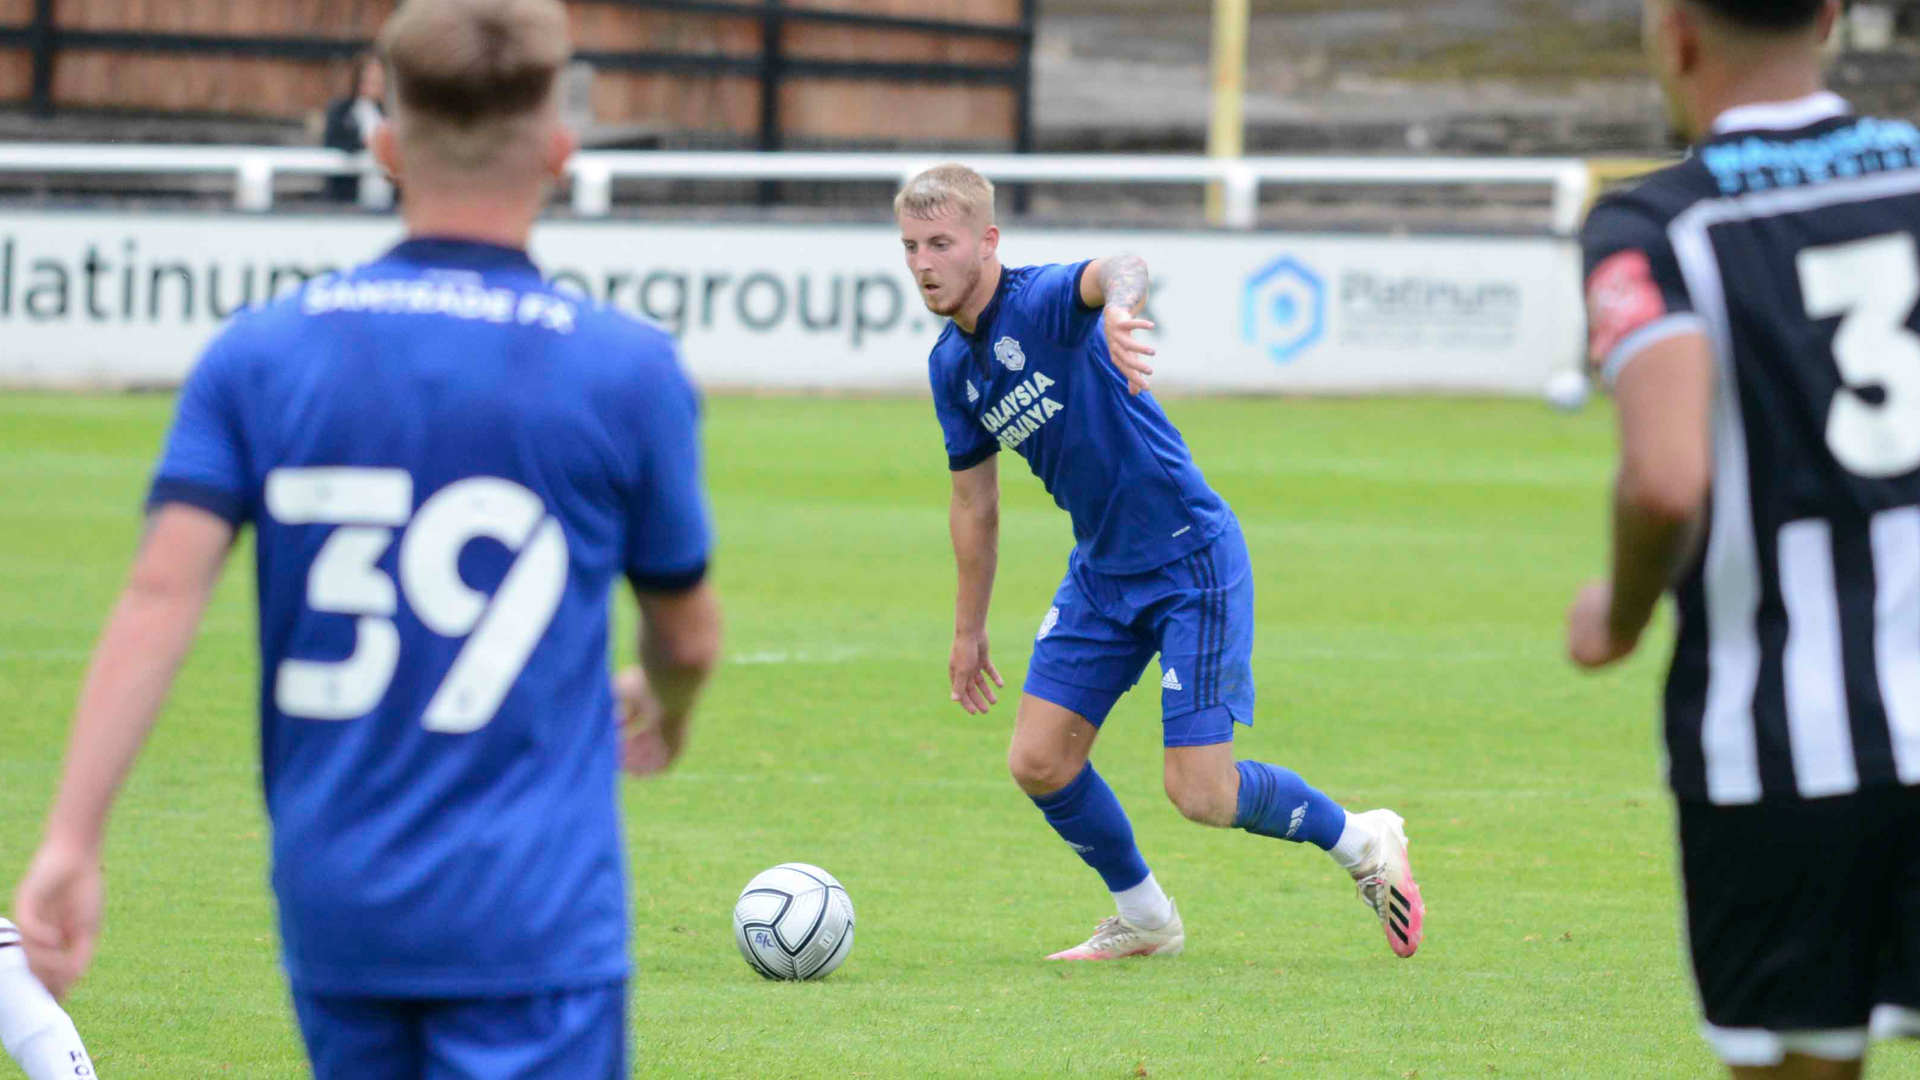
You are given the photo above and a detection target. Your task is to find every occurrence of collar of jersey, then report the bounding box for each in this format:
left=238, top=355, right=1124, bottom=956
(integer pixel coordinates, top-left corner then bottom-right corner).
left=385, top=236, right=540, bottom=274
left=1710, top=91, right=1851, bottom=137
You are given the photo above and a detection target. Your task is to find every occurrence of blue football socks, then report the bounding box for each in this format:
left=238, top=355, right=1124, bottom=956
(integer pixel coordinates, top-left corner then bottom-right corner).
left=1232, top=760, right=1347, bottom=850
left=1029, top=762, right=1152, bottom=892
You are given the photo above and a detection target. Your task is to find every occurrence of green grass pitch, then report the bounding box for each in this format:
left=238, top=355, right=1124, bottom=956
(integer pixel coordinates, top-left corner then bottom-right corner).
left=3, top=392, right=1915, bottom=1079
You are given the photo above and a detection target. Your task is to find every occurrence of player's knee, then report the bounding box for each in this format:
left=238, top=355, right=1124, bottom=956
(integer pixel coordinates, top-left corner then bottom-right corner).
left=1163, top=770, right=1235, bottom=827
left=1007, top=744, right=1079, bottom=797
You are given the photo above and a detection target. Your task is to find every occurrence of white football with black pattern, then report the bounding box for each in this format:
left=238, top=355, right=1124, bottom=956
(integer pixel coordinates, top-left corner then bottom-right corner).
left=731, top=863, right=855, bottom=981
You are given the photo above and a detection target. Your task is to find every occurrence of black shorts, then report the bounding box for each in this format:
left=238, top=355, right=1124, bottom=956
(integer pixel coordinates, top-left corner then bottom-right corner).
left=1680, top=784, right=1920, bottom=1044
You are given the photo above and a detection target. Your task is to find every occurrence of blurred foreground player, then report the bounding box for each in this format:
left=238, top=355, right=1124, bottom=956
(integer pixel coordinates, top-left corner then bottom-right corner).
left=1569, top=1, right=1920, bottom=1076
left=899, top=164, right=1425, bottom=962
left=12, top=1, right=721, bottom=1077
left=0, top=917, right=96, bottom=1078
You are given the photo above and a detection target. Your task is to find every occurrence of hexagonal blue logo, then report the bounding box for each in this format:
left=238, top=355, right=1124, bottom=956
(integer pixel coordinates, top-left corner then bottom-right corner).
left=1243, top=255, right=1326, bottom=364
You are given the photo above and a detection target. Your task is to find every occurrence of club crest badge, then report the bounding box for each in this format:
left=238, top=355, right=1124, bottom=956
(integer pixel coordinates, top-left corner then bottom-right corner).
left=995, top=336, right=1027, bottom=372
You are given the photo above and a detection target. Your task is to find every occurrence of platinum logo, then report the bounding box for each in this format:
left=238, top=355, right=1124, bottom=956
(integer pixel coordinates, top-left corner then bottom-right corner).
left=979, top=371, right=1065, bottom=451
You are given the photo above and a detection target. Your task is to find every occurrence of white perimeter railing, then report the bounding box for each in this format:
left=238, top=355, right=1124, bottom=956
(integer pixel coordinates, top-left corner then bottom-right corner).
left=0, top=144, right=1596, bottom=235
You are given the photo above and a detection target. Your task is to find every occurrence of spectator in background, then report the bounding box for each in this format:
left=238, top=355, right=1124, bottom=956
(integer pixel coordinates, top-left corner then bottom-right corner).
left=322, top=55, right=387, bottom=204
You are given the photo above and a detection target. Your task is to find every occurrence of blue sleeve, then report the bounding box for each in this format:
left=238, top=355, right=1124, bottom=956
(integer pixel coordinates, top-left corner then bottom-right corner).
left=148, top=332, right=251, bottom=525
left=1021, top=260, right=1101, bottom=347
left=626, top=347, right=713, bottom=593
left=930, top=361, right=998, bottom=472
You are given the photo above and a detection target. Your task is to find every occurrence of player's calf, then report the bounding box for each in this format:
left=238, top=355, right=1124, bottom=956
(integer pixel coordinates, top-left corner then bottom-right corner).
left=1018, top=685, right=1178, bottom=953
left=1162, top=743, right=1240, bottom=827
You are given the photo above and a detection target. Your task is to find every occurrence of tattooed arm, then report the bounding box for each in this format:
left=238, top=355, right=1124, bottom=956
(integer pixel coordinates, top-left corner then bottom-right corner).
left=1079, top=254, right=1150, bottom=313
left=1077, top=256, right=1157, bottom=396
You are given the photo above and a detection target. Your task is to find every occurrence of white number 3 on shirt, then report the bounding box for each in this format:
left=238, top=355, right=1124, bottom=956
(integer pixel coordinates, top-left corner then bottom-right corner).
left=1798, top=232, right=1920, bottom=478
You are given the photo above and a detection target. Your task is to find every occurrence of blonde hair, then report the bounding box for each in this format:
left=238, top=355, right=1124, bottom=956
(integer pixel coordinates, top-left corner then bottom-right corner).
left=893, top=164, right=996, bottom=226
left=377, top=0, right=571, bottom=172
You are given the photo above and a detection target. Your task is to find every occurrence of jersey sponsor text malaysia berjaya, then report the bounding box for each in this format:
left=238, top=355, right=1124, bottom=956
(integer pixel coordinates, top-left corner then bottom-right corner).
left=927, top=262, right=1231, bottom=575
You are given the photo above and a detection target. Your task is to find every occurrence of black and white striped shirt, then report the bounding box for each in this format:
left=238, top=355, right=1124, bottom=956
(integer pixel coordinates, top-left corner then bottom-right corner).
left=1583, top=93, right=1920, bottom=804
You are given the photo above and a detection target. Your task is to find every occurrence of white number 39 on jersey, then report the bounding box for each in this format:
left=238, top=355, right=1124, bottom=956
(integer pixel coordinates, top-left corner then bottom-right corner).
left=265, top=468, right=568, bottom=733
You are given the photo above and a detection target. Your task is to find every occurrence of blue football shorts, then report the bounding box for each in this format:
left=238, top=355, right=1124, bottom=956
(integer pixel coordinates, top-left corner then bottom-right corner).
left=1023, top=520, right=1255, bottom=747
left=292, top=982, right=626, bottom=1080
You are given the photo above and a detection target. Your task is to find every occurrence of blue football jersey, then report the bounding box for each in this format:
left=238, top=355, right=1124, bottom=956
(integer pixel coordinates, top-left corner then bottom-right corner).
left=928, top=262, right=1230, bottom=574
left=148, top=238, right=711, bottom=997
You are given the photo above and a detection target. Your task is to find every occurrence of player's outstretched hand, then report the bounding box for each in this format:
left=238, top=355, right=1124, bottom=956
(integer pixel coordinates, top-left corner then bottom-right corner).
left=1102, top=304, right=1156, bottom=396
left=1567, top=579, right=1638, bottom=670
left=13, top=838, right=103, bottom=1000
left=614, top=666, right=674, bottom=777
left=949, top=631, right=1004, bottom=714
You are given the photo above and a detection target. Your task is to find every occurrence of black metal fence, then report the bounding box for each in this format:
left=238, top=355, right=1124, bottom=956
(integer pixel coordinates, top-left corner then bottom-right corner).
left=0, top=0, right=1038, bottom=154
